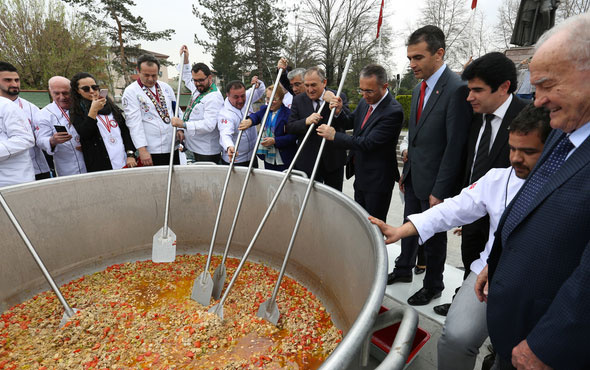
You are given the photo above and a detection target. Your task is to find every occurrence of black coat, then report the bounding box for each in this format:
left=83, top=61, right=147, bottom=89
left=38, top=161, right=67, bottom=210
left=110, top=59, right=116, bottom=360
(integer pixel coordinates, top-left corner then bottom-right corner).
left=332, top=92, right=403, bottom=192
left=462, top=96, right=529, bottom=187
left=71, top=108, right=135, bottom=172
left=285, top=91, right=350, bottom=176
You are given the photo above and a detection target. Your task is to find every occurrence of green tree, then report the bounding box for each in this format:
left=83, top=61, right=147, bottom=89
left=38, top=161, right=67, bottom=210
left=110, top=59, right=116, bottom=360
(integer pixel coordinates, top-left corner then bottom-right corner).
left=0, top=0, right=107, bottom=89
left=193, top=0, right=286, bottom=81
left=61, top=0, right=174, bottom=86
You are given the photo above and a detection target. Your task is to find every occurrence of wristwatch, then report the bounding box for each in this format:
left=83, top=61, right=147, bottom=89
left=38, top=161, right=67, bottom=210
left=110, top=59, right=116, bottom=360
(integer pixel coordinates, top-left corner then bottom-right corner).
left=126, top=150, right=136, bottom=158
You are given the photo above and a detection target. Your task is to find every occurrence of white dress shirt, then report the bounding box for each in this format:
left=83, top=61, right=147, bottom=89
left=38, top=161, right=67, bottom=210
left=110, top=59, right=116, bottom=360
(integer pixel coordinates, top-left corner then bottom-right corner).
left=14, top=97, right=50, bottom=175
left=122, top=80, right=177, bottom=154
left=178, top=63, right=225, bottom=155
left=218, top=82, right=267, bottom=163
left=0, top=96, right=35, bottom=187
left=37, top=102, right=87, bottom=176
left=408, top=167, right=524, bottom=275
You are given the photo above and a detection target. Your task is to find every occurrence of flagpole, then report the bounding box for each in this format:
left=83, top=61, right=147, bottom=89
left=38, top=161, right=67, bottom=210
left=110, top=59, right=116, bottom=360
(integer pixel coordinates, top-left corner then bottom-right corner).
left=377, top=0, right=384, bottom=65
left=470, top=0, right=477, bottom=58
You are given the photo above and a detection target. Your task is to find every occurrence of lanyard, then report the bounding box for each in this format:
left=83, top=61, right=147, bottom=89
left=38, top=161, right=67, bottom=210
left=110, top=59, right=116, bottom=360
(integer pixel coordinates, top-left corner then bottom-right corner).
left=56, top=104, right=71, bottom=125
left=97, top=114, right=118, bottom=133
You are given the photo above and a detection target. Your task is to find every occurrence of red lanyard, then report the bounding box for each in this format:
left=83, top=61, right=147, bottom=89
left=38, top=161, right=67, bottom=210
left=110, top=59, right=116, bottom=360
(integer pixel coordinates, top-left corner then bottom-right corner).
left=97, top=115, right=118, bottom=133
left=56, top=104, right=71, bottom=125
left=17, top=98, right=32, bottom=125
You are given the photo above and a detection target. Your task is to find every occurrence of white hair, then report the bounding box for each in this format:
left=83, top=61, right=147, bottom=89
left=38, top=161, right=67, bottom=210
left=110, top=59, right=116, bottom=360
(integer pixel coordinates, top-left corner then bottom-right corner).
left=535, top=12, right=590, bottom=71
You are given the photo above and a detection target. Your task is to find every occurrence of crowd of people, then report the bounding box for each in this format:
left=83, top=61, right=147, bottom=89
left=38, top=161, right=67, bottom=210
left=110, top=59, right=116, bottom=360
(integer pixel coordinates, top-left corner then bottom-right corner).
left=1, top=11, right=589, bottom=370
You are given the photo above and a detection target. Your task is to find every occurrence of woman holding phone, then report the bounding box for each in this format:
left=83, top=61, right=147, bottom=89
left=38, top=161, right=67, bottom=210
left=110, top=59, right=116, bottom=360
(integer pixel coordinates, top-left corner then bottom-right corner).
left=70, top=72, right=136, bottom=172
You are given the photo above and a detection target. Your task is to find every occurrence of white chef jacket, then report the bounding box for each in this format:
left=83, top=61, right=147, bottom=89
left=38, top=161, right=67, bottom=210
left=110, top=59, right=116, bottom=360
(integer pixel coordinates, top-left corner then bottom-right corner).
left=96, top=113, right=126, bottom=170
left=178, top=63, right=224, bottom=155
left=408, top=167, right=524, bottom=275
left=37, top=102, right=87, bottom=176
left=0, top=96, right=35, bottom=187
left=122, top=80, right=177, bottom=154
left=218, top=82, right=266, bottom=163
left=14, top=97, right=50, bottom=175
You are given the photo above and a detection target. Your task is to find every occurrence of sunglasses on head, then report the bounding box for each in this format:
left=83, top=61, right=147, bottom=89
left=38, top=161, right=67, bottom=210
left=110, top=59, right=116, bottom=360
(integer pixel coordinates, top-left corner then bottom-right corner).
left=80, top=85, right=100, bottom=92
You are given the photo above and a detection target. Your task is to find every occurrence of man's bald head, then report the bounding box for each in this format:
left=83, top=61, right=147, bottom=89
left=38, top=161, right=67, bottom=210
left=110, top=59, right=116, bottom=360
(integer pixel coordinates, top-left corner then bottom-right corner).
left=530, top=13, right=590, bottom=132
left=48, top=76, right=71, bottom=110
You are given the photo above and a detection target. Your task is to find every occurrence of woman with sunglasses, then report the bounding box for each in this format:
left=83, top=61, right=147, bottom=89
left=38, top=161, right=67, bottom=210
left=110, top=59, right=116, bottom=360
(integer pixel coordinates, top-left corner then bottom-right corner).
left=70, top=72, right=136, bottom=172
left=238, top=85, right=296, bottom=171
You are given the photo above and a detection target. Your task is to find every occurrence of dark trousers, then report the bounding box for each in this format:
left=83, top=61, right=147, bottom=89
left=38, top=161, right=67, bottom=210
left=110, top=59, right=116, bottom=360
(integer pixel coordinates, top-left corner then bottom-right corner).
left=316, top=163, right=344, bottom=191
left=221, top=159, right=258, bottom=168
left=194, top=153, right=221, bottom=164
left=461, top=215, right=489, bottom=280
left=35, top=172, right=51, bottom=180
left=354, top=188, right=392, bottom=222
left=151, top=151, right=180, bottom=166
left=394, top=173, right=447, bottom=291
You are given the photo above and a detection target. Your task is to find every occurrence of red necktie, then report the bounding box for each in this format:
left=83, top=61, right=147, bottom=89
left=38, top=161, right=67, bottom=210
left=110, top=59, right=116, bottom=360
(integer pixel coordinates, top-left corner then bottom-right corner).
left=360, top=105, right=374, bottom=129
left=416, top=80, right=427, bottom=124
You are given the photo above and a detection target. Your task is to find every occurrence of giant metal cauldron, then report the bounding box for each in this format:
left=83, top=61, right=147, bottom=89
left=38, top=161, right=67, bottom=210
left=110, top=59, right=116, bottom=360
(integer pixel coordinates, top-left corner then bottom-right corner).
left=0, top=165, right=416, bottom=369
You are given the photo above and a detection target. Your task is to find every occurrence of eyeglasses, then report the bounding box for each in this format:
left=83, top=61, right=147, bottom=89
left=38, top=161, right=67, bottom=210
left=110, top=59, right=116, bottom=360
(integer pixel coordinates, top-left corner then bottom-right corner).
left=193, top=78, right=208, bottom=84
left=357, top=88, right=376, bottom=95
left=80, top=85, right=100, bottom=93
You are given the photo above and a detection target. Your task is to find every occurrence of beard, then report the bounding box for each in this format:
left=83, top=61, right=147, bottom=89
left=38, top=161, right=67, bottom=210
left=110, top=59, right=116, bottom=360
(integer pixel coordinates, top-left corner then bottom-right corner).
left=1, top=86, right=19, bottom=96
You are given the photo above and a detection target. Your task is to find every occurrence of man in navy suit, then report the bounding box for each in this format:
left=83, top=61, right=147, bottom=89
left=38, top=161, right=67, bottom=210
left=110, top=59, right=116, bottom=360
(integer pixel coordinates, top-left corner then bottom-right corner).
left=476, top=13, right=590, bottom=369
left=388, top=26, right=472, bottom=307
left=286, top=67, right=348, bottom=191
left=317, top=64, right=403, bottom=221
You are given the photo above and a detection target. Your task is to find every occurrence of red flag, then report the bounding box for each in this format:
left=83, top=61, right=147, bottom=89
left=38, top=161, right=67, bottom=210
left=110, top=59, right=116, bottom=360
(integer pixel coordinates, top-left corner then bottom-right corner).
left=376, top=0, right=384, bottom=39
left=471, top=0, right=477, bottom=9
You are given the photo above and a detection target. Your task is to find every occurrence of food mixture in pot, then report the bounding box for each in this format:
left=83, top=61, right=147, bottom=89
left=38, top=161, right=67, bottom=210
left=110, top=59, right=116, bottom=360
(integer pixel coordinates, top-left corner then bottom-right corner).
left=0, top=254, right=342, bottom=369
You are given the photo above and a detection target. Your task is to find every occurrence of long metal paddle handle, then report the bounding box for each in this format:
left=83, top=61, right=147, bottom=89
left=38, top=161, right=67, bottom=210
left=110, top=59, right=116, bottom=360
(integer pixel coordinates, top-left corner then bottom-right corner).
left=214, top=102, right=324, bottom=309
left=0, top=193, right=75, bottom=317
left=200, top=86, right=257, bottom=281
left=267, top=54, right=353, bottom=306
left=163, top=52, right=186, bottom=238
left=218, top=70, right=284, bottom=267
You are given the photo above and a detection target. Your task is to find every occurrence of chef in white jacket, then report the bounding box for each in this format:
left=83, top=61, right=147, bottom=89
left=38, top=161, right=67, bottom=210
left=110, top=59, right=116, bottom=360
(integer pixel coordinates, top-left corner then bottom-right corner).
left=0, top=96, right=34, bottom=187
left=172, top=46, right=224, bottom=163
left=218, top=79, right=266, bottom=166
left=122, top=54, right=183, bottom=166
left=370, top=104, right=551, bottom=370
left=0, top=62, right=51, bottom=180
left=37, top=76, right=87, bottom=176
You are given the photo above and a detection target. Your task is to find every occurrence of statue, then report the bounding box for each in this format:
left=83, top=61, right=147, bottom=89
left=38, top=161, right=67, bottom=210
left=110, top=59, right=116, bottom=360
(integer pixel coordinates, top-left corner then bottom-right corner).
left=511, top=0, right=560, bottom=46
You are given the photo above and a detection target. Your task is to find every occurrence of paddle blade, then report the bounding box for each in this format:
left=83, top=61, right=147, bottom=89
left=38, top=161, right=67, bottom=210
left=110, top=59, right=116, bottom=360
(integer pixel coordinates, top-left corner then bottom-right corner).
left=257, top=299, right=280, bottom=325
left=211, top=264, right=227, bottom=300
left=208, top=303, right=224, bottom=319
left=59, top=307, right=80, bottom=328
left=191, top=271, right=213, bottom=306
left=152, top=227, right=176, bottom=263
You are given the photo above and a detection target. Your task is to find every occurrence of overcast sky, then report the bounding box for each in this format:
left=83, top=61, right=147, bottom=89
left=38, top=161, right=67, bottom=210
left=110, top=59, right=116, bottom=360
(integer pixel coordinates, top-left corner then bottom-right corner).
left=134, top=0, right=503, bottom=77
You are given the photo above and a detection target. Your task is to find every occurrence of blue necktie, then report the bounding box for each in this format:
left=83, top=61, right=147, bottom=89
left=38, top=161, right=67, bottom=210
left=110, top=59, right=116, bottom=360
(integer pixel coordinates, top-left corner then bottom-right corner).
left=502, top=133, right=575, bottom=240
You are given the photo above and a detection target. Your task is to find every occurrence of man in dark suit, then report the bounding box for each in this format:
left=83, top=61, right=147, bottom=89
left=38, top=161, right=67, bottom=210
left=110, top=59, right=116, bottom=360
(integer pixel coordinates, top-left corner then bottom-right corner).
left=459, top=53, right=528, bottom=280
left=476, top=13, right=590, bottom=369
left=388, top=25, right=472, bottom=307
left=317, top=64, right=403, bottom=221
left=286, top=66, right=348, bottom=191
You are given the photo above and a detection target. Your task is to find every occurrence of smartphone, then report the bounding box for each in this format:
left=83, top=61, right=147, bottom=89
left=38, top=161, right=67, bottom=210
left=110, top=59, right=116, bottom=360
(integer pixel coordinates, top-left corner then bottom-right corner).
left=99, top=89, right=108, bottom=98
left=54, top=125, right=68, bottom=133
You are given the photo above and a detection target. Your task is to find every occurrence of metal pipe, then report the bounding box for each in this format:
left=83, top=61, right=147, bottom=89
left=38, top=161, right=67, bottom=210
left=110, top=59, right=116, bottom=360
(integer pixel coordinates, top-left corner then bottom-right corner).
left=162, top=52, right=185, bottom=238
left=200, top=88, right=256, bottom=282
left=266, top=54, right=353, bottom=311
left=0, top=193, right=75, bottom=318
left=360, top=306, right=418, bottom=370
left=217, top=70, right=284, bottom=268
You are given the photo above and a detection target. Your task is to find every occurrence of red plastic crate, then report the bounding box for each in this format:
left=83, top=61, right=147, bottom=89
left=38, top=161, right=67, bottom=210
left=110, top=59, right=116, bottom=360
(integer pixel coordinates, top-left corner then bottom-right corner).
left=371, top=306, right=431, bottom=364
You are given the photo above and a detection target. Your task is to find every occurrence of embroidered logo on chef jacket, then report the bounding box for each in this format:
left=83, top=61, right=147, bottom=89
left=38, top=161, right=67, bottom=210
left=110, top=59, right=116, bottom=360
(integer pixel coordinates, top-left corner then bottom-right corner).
left=138, top=96, right=150, bottom=113
left=75, top=136, right=80, bottom=143
left=221, top=118, right=228, bottom=124
left=122, top=97, right=128, bottom=108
